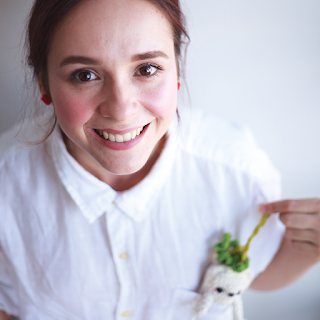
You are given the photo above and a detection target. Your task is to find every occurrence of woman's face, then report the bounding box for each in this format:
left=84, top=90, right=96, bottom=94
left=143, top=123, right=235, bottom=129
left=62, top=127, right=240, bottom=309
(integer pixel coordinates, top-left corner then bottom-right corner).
left=44, top=0, right=178, bottom=176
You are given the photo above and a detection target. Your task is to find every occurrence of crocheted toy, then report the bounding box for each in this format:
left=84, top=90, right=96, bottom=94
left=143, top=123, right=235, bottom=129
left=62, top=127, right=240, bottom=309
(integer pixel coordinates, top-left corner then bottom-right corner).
left=194, top=214, right=270, bottom=320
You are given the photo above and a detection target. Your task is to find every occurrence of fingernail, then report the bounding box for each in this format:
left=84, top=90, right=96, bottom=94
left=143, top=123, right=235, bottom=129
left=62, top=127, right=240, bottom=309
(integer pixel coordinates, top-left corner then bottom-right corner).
left=258, top=204, right=266, bottom=213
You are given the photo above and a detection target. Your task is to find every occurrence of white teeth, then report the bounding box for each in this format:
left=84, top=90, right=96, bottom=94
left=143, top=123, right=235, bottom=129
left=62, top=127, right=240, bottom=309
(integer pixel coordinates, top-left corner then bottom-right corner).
left=109, top=133, right=115, bottom=142
left=115, top=134, right=123, bottom=142
left=97, top=126, right=145, bottom=142
left=123, top=132, right=131, bottom=142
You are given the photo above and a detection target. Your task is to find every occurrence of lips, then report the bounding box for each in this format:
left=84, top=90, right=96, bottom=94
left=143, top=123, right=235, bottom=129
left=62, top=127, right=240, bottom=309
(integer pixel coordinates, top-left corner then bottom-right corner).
left=94, top=125, right=146, bottom=142
left=92, top=123, right=149, bottom=151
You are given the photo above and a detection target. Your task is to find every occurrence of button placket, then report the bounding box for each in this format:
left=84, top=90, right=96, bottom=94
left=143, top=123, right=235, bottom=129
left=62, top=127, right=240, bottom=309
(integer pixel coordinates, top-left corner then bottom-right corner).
left=106, top=205, right=138, bottom=319
left=120, top=252, right=129, bottom=260
left=121, top=311, right=132, bottom=318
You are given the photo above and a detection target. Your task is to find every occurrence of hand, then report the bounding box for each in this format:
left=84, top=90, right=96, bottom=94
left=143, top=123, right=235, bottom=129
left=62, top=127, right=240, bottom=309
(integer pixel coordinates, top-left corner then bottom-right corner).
left=0, top=311, right=12, bottom=320
left=259, top=199, right=320, bottom=261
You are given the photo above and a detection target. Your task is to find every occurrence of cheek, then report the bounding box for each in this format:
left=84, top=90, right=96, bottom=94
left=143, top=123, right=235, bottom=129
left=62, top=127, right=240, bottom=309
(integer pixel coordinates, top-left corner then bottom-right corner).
left=51, top=87, right=95, bottom=129
left=141, top=76, right=177, bottom=119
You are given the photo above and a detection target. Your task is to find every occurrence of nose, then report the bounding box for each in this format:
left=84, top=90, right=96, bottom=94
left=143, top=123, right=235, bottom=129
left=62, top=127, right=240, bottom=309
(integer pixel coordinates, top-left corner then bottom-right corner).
left=99, top=78, right=138, bottom=121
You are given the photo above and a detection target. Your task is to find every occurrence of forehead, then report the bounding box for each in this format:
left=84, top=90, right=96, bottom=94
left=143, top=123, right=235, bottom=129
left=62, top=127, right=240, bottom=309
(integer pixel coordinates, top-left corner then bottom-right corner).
left=49, top=0, right=174, bottom=62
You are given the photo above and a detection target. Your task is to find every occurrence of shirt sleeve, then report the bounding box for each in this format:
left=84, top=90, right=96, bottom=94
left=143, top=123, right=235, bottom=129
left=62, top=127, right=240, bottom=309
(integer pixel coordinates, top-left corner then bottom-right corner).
left=0, top=245, right=19, bottom=316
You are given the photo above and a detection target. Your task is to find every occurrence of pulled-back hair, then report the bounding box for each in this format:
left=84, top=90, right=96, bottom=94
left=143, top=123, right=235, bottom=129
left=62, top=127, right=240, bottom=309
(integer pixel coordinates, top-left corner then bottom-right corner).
left=25, top=0, right=189, bottom=142
left=26, top=0, right=189, bottom=96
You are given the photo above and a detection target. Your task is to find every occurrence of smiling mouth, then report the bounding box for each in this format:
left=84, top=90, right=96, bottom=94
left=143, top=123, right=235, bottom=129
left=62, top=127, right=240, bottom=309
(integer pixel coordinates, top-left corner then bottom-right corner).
left=94, top=125, right=147, bottom=142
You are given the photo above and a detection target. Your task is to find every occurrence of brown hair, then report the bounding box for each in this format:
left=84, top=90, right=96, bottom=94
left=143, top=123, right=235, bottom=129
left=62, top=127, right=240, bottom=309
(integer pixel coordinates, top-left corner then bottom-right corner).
left=25, top=0, right=189, bottom=141
left=26, top=0, right=83, bottom=96
left=26, top=0, right=189, bottom=94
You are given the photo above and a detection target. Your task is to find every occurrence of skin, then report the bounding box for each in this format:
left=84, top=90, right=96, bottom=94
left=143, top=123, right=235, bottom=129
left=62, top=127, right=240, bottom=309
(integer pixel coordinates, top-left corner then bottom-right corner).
left=0, top=0, right=319, bottom=317
left=0, top=312, right=10, bottom=320
left=1, top=0, right=179, bottom=316
left=40, top=0, right=179, bottom=191
left=251, top=198, right=320, bottom=290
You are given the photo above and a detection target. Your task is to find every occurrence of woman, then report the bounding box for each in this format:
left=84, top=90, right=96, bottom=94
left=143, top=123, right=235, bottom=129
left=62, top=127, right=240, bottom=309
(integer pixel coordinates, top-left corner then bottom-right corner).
left=0, top=0, right=319, bottom=319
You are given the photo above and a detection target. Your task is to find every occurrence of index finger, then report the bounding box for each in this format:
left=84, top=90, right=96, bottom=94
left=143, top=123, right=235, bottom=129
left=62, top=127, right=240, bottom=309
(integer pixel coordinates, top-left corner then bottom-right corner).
left=259, top=198, right=320, bottom=214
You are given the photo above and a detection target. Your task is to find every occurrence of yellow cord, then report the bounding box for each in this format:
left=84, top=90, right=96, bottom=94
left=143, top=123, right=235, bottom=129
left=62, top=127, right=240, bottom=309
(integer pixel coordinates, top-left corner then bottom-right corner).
left=230, top=214, right=270, bottom=262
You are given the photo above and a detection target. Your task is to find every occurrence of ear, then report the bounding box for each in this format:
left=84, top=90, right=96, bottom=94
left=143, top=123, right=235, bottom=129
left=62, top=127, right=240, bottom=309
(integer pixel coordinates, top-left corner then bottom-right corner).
left=38, top=77, right=52, bottom=105
left=38, top=78, right=47, bottom=96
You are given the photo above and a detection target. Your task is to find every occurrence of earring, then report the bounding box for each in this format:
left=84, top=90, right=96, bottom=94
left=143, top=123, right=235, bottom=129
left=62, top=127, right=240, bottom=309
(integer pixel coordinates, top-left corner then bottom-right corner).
left=177, top=82, right=181, bottom=91
left=41, top=94, right=51, bottom=105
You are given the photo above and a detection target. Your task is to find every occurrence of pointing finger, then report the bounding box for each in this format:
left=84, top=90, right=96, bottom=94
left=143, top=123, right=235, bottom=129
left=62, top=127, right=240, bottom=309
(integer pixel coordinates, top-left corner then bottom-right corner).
left=259, top=198, right=320, bottom=214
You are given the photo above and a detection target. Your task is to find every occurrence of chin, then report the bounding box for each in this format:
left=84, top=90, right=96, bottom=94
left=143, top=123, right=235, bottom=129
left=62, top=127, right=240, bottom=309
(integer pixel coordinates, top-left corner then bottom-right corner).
left=98, top=154, right=149, bottom=176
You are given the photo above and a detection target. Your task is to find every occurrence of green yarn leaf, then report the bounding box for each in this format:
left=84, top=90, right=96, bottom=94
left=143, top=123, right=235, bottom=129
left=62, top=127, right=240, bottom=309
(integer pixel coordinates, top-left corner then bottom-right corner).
left=214, top=233, right=231, bottom=252
left=232, top=257, right=249, bottom=273
left=214, top=233, right=249, bottom=273
left=231, top=252, right=242, bottom=264
left=216, top=251, right=233, bottom=265
left=230, top=240, right=239, bottom=248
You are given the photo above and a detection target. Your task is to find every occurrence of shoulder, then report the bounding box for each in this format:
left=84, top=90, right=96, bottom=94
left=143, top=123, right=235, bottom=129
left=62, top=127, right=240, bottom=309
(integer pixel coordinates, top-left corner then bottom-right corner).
left=179, top=107, right=255, bottom=152
left=177, top=106, right=280, bottom=190
left=0, top=125, right=57, bottom=232
left=0, top=124, right=53, bottom=202
left=0, top=125, right=43, bottom=168
left=178, top=107, right=260, bottom=163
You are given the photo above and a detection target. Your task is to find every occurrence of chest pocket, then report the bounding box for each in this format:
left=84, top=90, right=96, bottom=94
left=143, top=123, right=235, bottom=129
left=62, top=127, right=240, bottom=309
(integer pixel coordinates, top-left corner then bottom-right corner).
left=165, top=289, right=233, bottom=320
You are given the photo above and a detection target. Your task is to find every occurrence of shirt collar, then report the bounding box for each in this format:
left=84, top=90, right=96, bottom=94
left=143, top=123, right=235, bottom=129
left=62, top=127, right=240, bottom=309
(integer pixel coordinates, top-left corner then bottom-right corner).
left=115, top=115, right=180, bottom=222
left=48, top=115, right=180, bottom=223
left=49, top=128, right=117, bottom=223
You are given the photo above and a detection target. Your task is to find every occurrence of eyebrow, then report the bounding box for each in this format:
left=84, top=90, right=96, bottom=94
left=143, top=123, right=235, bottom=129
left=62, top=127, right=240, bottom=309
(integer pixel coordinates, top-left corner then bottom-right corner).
left=131, top=50, right=169, bottom=62
left=59, top=56, right=101, bottom=67
left=59, top=50, right=169, bottom=68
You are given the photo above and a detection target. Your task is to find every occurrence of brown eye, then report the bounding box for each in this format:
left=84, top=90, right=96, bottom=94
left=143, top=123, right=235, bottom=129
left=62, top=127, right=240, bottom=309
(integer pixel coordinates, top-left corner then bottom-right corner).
left=73, top=70, right=98, bottom=82
left=137, top=64, right=157, bottom=76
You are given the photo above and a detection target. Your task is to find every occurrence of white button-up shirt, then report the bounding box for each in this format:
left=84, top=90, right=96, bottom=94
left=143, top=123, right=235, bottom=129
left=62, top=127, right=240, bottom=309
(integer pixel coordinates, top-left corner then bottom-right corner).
left=0, top=107, right=284, bottom=320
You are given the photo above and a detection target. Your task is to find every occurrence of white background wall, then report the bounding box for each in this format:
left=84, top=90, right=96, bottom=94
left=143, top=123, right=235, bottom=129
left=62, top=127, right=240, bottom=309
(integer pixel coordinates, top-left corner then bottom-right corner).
left=1, top=0, right=319, bottom=319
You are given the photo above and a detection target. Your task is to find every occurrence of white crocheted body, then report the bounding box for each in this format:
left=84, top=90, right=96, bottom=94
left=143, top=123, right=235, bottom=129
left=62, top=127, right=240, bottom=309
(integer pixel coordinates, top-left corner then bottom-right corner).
left=194, top=265, right=253, bottom=320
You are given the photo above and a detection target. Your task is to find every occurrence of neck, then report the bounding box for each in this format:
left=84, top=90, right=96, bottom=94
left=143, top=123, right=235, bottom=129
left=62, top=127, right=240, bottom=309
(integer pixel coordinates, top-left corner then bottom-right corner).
left=62, top=130, right=167, bottom=191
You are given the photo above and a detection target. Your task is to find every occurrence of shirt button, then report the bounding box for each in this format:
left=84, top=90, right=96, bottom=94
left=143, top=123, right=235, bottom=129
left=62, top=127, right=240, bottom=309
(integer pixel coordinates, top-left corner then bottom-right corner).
left=121, top=311, right=131, bottom=317
left=119, top=252, right=129, bottom=260
left=112, top=200, right=116, bottom=205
